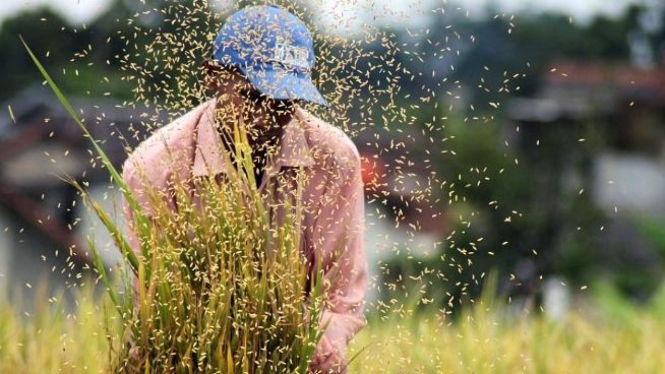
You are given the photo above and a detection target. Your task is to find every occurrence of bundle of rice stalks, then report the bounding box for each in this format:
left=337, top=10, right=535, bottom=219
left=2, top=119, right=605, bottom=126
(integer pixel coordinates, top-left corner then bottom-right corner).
left=24, top=40, right=326, bottom=374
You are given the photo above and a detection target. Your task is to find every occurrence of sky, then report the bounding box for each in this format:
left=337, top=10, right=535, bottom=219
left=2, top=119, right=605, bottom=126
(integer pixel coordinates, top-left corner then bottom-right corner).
left=0, top=0, right=650, bottom=33
left=315, top=0, right=645, bottom=35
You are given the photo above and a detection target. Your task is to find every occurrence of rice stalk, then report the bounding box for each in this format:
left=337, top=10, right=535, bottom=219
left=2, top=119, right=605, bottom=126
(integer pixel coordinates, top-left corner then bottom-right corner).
left=23, top=39, right=327, bottom=374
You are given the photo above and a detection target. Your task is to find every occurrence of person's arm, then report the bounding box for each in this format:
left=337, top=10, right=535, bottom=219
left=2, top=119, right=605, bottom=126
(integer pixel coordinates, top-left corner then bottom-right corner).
left=121, top=149, right=178, bottom=260
left=309, top=149, right=368, bottom=374
left=121, top=160, right=149, bottom=294
left=122, top=158, right=171, bottom=291
left=121, top=162, right=140, bottom=256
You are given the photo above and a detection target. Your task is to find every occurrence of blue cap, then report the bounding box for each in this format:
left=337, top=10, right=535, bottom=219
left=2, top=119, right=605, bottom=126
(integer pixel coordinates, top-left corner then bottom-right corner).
left=212, top=5, right=328, bottom=107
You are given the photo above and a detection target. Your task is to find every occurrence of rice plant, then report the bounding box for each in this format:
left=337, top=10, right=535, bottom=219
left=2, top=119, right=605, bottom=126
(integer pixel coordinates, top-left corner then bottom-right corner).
left=23, top=38, right=327, bottom=374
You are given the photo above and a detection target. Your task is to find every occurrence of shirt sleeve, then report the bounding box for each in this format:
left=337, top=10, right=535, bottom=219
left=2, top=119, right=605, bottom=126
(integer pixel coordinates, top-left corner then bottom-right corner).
left=121, top=154, right=177, bottom=258
left=121, top=160, right=145, bottom=298
left=121, top=161, right=143, bottom=259
left=121, top=159, right=159, bottom=294
left=308, top=150, right=368, bottom=374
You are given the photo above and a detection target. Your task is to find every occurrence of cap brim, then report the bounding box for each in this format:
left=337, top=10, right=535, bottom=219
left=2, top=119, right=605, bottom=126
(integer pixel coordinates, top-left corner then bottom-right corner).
left=239, top=66, right=329, bottom=107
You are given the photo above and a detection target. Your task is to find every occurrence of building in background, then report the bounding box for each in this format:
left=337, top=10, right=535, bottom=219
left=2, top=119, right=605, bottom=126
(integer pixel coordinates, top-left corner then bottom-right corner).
left=0, top=86, right=150, bottom=305
left=507, top=61, right=665, bottom=300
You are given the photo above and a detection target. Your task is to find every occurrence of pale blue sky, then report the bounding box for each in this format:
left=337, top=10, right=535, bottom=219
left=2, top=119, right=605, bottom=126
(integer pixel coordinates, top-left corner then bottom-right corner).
left=0, top=0, right=651, bottom=33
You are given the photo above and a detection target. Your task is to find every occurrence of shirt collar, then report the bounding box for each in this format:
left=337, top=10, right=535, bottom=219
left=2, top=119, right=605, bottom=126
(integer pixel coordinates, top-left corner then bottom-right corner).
left=192, top=99, right=315, bottom=178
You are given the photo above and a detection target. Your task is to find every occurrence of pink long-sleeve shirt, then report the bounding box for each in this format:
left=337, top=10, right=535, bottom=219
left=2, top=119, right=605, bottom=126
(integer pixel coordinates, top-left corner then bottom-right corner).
left=121, top=99, right=367, bottom=373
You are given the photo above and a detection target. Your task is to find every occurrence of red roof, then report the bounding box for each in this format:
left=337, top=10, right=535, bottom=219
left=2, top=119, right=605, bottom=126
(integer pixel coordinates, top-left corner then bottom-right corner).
left=546, top=61, right=665, bottom=104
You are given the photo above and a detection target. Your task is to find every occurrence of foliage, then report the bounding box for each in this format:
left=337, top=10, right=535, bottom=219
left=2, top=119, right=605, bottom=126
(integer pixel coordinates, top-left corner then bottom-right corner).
left=0, top=6, right=133, bottom=102
left=4, top=282, right=665, bottom=373
left=375, top=110, right=613, bottom=311
left=0, top=286, right=118, bottom=374
left=348, top=287, right=665, bottom=373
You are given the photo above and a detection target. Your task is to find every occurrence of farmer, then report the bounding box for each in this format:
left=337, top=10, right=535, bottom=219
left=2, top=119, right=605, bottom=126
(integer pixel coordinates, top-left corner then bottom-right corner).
left=121, top=5, right=367, bottom=374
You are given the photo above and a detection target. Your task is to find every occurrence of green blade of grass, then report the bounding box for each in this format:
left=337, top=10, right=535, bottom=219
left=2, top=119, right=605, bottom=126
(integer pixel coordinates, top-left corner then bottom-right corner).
left=20, top=35, right=151, bottom=263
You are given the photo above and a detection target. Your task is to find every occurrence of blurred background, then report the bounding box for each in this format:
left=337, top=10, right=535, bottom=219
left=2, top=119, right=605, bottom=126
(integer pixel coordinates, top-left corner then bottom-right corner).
left=1, top=0, right=665, bottom=321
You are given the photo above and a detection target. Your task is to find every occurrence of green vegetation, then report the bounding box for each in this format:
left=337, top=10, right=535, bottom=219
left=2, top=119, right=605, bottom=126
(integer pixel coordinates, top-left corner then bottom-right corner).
left=3, top=284, right=665, bottom=373
left=349, top=286, right=665, bottom=373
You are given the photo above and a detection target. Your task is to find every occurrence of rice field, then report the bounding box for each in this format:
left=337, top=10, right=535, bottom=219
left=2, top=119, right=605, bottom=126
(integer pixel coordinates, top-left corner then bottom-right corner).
left=2, top=283, right=665, bottom=373
left=349, top=301, right=665, bottom=373
left=13, top=9, right=665, bottom=374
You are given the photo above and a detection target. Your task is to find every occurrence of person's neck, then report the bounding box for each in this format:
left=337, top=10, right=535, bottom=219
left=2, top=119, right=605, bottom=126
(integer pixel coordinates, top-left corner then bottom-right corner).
left=248, top=110, right=294, bottom=150
left=214, top=100, right=295, bottom=153
left=216, top=103, right=295, bottom=148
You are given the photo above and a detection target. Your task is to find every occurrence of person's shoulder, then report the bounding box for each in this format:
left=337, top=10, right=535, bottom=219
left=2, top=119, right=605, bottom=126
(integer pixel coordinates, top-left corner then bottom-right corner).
left=122, top=101, right=210, bottom=184
left=299, top=109, right=360, bottom=172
